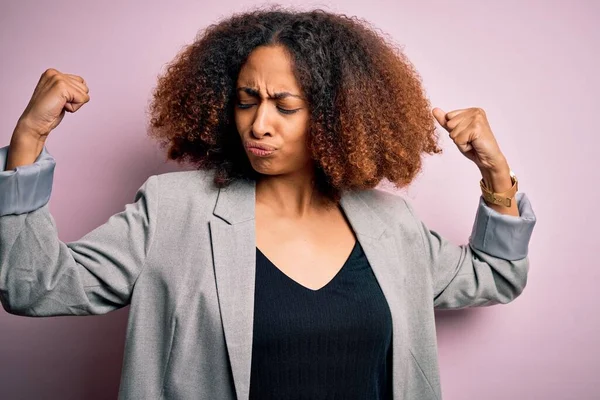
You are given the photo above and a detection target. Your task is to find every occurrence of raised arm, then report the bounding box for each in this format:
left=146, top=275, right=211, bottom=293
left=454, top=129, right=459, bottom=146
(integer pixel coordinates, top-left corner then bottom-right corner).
left=0, top=144, right=160, bottom=316
left=420, top=107, right=538, bottom=308
left=0, top=69, right=159, bottom=317
left=403, top=192, right=536, bottom=309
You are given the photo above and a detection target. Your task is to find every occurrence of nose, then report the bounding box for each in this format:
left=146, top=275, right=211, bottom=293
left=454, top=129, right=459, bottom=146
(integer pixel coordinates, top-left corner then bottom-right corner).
left=251, top=101, right=273, bottom=138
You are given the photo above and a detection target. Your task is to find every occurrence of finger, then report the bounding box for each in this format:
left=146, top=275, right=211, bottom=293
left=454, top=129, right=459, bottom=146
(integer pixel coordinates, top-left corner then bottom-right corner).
left=65, top=74, right=84, bottom=84
left=453, top=130, right=473, bottom=153
left=65, top=100, right=85, bottom=113
left=37, top=68, right=61, bottom=94
left=448, top=117, right=473, bottom=140
left=446, top=112, right=471, bottom=131
left=62, top=80, right=89, bottom=102
left=64, top=102, right=77, bottom=113
left=446, top=108, right=470, bottom=120
left=68, top=101, right=86, bottom=112
left=432, top=107, right=448, bottom=128
left=65, top=100, right=86, bottom=113
left=65, top=75, right=89, bottom=94
left=40, top=68, right=60, bottom=85
left=62, top=84, right=90, bottom=112
left=455, top=140, right=473, bottom=154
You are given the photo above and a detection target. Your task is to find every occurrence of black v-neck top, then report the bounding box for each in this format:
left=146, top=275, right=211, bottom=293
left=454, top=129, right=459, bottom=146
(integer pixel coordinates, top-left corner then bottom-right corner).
left=249, top=240, right=394, bottom=400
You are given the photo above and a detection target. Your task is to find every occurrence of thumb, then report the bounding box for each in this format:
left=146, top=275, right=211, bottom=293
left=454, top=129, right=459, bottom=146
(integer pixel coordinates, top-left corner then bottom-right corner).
left=432, top=107, right=448, bottom=128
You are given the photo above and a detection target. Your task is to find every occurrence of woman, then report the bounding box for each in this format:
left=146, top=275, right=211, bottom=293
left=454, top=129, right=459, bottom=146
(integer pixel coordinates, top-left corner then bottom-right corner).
left=0, top=7, right=536, bottom=400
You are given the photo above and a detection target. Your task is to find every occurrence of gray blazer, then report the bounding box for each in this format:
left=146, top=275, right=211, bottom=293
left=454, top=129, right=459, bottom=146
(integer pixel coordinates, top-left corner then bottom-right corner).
left=0, top=144, right=536, bottom=400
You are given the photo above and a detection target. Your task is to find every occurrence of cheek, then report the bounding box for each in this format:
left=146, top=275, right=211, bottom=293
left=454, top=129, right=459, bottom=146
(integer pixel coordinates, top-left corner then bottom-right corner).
left=233, top=111, right=244, bottom=135
left=284, top=128, right=310, bottom=157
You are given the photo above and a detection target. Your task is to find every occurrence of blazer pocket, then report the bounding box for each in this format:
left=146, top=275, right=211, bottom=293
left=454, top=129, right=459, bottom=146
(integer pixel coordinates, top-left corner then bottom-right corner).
left=159, top=317, right=178, bottom=399
left=408, top=347, right=439, bottom=400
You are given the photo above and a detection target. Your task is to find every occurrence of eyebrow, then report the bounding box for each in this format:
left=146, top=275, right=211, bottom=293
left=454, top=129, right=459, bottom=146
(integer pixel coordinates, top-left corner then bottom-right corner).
left=236, top=86, right=304, bottom=100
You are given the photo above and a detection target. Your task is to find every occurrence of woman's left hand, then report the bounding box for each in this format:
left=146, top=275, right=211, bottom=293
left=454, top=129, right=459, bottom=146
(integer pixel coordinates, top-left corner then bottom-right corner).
left=432, top=107, right=508, bottom=172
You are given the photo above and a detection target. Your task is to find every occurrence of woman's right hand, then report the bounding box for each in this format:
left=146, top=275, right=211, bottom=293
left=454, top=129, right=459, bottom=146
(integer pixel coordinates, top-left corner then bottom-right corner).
left=4, top=69, right=90, bottom=171
left=15, top=68, right=90, bottom=140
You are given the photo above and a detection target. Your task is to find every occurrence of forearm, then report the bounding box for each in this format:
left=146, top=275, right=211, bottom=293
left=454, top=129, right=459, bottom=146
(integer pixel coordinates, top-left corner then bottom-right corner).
left=479, top=161, right=520, bottom=217
left=5, top=123, right=47, bottom=171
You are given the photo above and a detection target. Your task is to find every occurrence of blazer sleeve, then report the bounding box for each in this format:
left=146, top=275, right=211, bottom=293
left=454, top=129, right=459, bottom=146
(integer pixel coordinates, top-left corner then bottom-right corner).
left=403, top=192, right=537, bottom=309
left=0, top=144, right=159, bottom=316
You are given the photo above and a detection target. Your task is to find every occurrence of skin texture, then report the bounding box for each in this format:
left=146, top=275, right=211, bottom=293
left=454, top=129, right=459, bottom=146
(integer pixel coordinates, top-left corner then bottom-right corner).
left=144, top=7, right=448, bottom=288
left=147, top=7, right=441, bottom=204
left=1, top=6, right=519, bottom=294
left=144, top=7, right=519, bottom=286
left=432, top=107, right=519, bottom=216
left=235, top=45, right=357, bottom=290
left=4, top=9, right=518, bottom=291
left=5, top=69, right=90, bottom=170
left=234, top=45, right=318, bottom=214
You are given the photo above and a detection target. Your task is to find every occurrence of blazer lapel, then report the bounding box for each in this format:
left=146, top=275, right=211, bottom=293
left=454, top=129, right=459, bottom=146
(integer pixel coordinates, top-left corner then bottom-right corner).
left=339, top=191, right=410, bottom=400
left=210, top=178, right=257, bottom=400
left=210, top=180, right=409, bottom=400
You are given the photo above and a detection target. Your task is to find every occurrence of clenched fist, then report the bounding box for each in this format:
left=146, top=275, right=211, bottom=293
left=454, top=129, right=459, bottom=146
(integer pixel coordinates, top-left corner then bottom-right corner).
left=5, top=69, right=90, bottom=170
left=16, top=68, right=90, bottom=139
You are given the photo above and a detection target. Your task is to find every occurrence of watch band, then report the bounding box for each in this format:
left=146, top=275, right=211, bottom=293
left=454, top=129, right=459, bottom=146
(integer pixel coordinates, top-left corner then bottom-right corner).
left=480, top=170, right=518, bottom=207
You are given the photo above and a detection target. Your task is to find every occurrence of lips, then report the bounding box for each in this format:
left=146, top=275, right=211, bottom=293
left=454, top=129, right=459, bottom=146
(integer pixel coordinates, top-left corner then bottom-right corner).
left=245, top=141, right=277, bottom=151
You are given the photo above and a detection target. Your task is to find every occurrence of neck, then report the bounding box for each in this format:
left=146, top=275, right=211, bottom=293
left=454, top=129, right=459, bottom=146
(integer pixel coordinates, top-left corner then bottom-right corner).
left=255, top=168, right=333, bottom=218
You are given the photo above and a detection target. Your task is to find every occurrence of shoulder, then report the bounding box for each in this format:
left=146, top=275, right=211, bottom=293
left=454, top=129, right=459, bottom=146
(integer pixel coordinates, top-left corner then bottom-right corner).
left=155, top=168, right=218, bottom=192
left=357, top=187, right=414, bottom=218
left=152, top=168, right=220, bottom=210
left=356, top=188, right=430, bottom=257
left=355, top=187, right=424, bottom=237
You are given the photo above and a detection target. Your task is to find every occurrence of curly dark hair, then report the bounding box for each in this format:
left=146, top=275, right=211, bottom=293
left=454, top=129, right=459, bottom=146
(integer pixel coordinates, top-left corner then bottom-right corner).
left=147, top=4, right=442, bottom=202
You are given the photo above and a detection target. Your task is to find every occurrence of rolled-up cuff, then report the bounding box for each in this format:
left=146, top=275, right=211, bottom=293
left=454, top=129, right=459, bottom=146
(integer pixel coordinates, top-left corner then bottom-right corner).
left=0, top=144, right=56, bottom=216
left=469, top=192, right=537, bottom=260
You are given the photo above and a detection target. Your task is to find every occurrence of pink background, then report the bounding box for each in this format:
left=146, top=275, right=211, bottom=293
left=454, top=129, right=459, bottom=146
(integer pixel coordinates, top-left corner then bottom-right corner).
left=1, top=1, right=597, bottom=399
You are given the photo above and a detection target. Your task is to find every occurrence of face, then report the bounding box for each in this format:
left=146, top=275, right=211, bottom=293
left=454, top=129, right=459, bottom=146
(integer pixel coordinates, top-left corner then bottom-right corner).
left=234, top=45, right=311, bottom=176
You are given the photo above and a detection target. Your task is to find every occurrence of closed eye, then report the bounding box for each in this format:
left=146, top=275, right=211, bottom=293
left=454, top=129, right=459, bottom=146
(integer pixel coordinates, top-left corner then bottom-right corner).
left=236, top=103, right=298, bottom=115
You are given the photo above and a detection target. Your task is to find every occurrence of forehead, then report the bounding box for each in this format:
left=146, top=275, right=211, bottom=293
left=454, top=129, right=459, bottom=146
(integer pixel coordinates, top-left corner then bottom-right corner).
left=237, top=46, right=301, bottom=92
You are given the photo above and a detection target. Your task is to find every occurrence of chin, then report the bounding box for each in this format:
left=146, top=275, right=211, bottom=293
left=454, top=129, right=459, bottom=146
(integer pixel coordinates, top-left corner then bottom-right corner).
left=249, top=160, right=295, bottom=177
left=250, top=165, right=280, bottom=176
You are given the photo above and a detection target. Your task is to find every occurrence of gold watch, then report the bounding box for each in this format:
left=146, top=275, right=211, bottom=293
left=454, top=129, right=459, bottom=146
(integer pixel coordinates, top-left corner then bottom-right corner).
left=480, top=170, right=518, bottom=207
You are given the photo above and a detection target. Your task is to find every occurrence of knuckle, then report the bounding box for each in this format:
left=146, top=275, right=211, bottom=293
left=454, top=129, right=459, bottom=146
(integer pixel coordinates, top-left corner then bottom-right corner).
left=53, top=79, right=69, bottom=91
left=44, top=68, right=58, bottom=76
left=50, top=73, right=64, bottom=84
